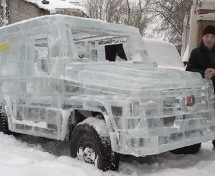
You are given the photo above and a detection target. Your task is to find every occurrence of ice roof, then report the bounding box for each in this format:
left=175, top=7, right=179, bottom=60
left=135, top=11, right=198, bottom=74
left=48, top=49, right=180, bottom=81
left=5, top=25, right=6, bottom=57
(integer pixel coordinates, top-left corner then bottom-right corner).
left=24, top=0, right=87, bottom=14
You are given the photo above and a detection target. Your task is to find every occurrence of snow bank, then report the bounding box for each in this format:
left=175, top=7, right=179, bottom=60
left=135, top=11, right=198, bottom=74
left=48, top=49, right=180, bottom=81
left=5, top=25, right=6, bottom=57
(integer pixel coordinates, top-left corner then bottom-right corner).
left=1, top=133, right=215, bottom=176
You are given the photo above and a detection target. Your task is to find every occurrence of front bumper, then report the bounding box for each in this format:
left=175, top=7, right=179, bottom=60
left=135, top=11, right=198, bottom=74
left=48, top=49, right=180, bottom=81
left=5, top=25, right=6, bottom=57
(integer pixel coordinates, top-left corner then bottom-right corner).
left=110, top=111, right=215, bottom=156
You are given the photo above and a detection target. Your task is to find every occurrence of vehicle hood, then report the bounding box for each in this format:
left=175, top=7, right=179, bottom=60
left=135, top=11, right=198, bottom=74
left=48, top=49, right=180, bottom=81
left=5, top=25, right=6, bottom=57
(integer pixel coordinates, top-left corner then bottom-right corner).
left=65, top=62, right=206, bottom=91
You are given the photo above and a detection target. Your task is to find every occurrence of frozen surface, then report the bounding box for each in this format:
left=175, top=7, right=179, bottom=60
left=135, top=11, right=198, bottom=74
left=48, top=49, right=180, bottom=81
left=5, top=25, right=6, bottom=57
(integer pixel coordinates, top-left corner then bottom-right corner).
left=1, top=133, right=215, bottom=176
left=0, top=15, right=215, bottom=157
left=143, top=38, right=184, bottom=69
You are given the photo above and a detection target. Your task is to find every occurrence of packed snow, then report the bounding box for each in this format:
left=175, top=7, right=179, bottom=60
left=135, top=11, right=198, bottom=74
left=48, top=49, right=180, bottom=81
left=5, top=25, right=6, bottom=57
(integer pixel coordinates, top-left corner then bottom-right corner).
left=24, top=0, right=87, bottom=14
left=1, top=133, right=215, bottom=176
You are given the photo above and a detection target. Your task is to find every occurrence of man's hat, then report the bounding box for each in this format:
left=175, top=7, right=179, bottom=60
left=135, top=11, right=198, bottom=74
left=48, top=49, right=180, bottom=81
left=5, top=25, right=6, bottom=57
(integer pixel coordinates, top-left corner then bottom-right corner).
left=203, top=25, right=215, bottom=36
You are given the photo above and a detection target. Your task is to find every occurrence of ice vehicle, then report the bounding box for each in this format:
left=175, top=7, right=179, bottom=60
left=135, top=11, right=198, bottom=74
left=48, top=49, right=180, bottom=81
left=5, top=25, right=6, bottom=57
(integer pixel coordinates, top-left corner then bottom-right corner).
left=181, top=0, right=215, bottom=64
left=0, top=15, right=215, bottom=171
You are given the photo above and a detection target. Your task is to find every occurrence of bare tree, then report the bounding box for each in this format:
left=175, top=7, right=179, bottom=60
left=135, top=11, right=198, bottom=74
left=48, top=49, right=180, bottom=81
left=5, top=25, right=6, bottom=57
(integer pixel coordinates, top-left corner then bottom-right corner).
left=126, top=0, right=131, bottom=25
left=0, top=0, right=9, bottom=27
left=88, top=0, right=105, bottom=20
left=85, top=0, right=194, bottom=49
left=87, top=0, right=152, bottom=35
left=146, top=0, right=193, bottom=50
left=126, top=0, right=152, bottom=35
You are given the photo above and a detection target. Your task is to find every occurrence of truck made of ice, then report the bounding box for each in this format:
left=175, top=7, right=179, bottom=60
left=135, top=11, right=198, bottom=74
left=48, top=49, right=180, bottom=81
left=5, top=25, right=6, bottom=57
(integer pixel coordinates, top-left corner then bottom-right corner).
left=0, top=15, right=215, bottom=171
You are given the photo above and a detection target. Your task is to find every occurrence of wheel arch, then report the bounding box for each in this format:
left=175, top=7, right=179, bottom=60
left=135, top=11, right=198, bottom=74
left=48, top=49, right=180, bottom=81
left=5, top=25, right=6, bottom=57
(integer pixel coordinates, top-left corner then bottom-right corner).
left=0, top=97, right=13, bottom=129
left=62, top=98, right=117, bottom=142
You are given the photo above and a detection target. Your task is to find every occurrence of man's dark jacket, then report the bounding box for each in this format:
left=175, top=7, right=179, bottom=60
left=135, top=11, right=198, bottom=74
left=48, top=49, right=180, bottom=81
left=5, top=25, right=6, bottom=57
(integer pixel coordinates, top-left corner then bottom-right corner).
left=186, top=43, right=215, bottom=89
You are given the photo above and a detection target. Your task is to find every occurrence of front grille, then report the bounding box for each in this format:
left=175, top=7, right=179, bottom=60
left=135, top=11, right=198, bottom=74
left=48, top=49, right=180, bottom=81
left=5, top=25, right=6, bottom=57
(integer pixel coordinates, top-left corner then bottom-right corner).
left=162, top=87, right=209, bottom=116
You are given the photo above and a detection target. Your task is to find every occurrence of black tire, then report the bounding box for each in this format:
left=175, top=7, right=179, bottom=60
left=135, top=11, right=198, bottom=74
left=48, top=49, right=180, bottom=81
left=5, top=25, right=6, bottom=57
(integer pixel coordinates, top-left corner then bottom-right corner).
left=70, top=117, right=119, bottom=171
left=0, top=106, right=11, bottom=135
left=170, top=143, right=201, bottom=154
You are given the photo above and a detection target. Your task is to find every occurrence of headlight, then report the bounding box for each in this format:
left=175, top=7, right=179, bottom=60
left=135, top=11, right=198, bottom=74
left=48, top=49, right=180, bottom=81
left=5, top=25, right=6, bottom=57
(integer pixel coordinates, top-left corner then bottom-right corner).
left=111, top=100, right=141, bottom=130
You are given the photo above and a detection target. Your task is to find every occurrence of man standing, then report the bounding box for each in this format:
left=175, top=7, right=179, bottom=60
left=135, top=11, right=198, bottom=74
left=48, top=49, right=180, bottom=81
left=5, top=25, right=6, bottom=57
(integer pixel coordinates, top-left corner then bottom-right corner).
left=186, top=25, right=215, bottom=147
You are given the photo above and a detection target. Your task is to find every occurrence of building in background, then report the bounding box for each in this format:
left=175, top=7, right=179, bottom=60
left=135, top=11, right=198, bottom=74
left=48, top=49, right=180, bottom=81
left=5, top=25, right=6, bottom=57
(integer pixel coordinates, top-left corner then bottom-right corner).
left=0, top=0, right=88, bottom=26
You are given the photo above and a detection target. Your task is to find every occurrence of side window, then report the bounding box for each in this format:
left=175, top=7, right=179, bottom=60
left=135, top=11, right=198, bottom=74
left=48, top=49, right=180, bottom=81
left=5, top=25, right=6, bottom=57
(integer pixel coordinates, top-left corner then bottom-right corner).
left=74, top=40, right=98, bottom=61
left=34, top=38, right=48, bottom=73
left=105, top=44, right=127, bottom=62
left=71, top=28, right=130, bottom=62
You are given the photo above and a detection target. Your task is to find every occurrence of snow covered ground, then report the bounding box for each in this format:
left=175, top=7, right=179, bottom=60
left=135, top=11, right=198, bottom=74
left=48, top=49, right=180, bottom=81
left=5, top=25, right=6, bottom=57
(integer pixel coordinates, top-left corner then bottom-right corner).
left=0, top=132, right=215, bottom=176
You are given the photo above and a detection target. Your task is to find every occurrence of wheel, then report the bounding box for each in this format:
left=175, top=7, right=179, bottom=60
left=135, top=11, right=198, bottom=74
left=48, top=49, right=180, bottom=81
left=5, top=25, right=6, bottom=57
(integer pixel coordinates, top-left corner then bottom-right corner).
left=70, top=117, right=119, bottom=171
left=170, top=143, right=201, bottom=154
left=0, top=106, right=11, bottom=134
